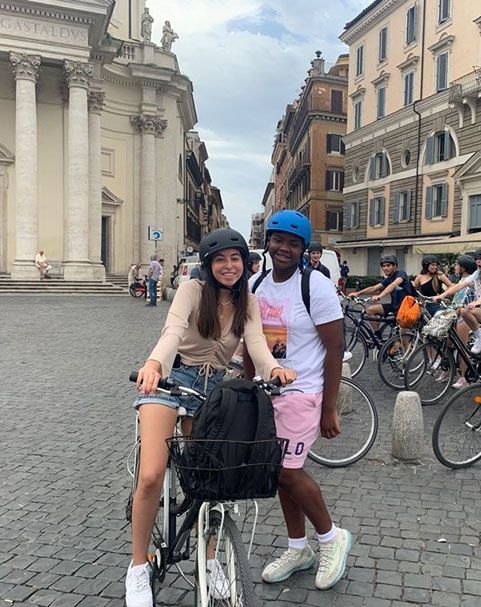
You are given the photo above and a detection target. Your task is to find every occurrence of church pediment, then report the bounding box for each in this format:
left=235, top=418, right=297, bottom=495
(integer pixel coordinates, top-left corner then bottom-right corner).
left=454, top=151, right=481, bottom=181
left=102, top=186, right=123, bottom=205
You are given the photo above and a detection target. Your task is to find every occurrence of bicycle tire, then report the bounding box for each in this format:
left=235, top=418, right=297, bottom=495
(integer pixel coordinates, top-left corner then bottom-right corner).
left=432, top=383, right=481, bottom=469
left=344, top=329, right=368, bottom=378
left=308, top=377, right=378, bottom=467
left=404, top=341, right=455, bottom=405
left=377, top=331, right=419, bottom=390
left=129, top=285, right=144, bottom=298
left=195, top=510, right=255, bottom=607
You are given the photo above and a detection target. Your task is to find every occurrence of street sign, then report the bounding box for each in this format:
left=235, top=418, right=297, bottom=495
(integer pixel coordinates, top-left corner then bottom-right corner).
left=148, top=227, right=163, bottom=241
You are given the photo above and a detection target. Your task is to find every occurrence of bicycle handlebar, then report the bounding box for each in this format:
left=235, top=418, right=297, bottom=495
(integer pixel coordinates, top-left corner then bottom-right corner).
left=129, top=371, right=176, bottom=390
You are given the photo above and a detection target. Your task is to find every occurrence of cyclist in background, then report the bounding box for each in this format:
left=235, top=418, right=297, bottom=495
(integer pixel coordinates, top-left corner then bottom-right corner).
left=350, top=255, right=413, bottom=339
left=413, top=255, right=452, bottom=316
left=247, top=251, right=262, bottom=278
left=307, top=242, right=331, bottom=278
left=126, top=228, right=295, bottom=607
left=244, top=209, right=352, bottom=592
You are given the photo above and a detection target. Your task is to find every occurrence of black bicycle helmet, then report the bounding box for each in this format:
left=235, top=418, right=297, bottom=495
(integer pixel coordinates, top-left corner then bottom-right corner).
left=247, top=252, right=262, bottom=272
left=458, top=254, right=476, bottom=275
left=422, top=255, right=439, bottom=272
left=308, top=241, right=323, bottom=253
left=380, top=254, right=398, bottom=266
left=199, top=228, right=249, bottom=266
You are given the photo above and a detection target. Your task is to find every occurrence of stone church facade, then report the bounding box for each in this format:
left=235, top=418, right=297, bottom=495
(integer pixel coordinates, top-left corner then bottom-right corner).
left=0, top=0, right=196, bottom=279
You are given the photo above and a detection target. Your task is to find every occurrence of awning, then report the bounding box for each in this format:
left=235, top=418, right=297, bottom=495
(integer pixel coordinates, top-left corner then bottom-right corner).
left=413, top=233, right=481, bottom=254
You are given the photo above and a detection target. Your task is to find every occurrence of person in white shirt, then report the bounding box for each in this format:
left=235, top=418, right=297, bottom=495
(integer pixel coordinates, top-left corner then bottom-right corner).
left=128, top=264, right=141, bottom=287
left=34, top=250, right=52, bottom=279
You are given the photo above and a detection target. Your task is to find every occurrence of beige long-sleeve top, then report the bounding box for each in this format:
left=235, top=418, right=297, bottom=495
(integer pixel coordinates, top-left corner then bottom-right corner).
left=148, top=279, right=279, bottom=380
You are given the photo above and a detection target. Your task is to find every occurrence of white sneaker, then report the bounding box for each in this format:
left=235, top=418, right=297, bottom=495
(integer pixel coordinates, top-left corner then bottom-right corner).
left=262, top=545, right=315, bottom=583
left=316, top=528, right=353, bottom=590
left=207, top=558, right=230, bottom=599
left=472, top=334, right=481, bottom=355
left=435, top=370, right=450, bottom=383
left=125, top=561, right=153, bottom=607
left=452, top=376, right=468, bottom=389
left=430, top=358, right=442, bottom=371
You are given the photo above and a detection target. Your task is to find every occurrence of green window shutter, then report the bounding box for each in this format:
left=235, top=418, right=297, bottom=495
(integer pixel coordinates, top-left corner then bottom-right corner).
left=392, top=192, right=400, bottom=223
left=326, top=134, right=332, bottom=153
left=426, top=136, right=435, bottom=164
left=369, top=157, right=376, bottom=180
left=369, top=200, right=375, bottom=226
left=406, top=191, right=412, bottom=222
left=426, top=186, right=433, bottom=219
left=355, top=202, right=360, bottom=228
left=441, top=183, right=448, bottom=217
left=380, top=197, right=385, bottom=225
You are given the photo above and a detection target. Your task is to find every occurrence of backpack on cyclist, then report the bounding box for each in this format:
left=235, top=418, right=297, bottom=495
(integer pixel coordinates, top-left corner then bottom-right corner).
left=396, top=295, right=421, bottom=328
left=422, top=308, right=457, bottom=340
left=252, top=267, right=313, bottom=314
left=178, top=378, right=284, bottom=501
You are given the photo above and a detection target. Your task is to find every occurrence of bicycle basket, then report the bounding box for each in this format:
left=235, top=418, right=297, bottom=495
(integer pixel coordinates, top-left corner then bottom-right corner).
left=166, top=437, right=288, bottom=501
left=421, top=308, right=457, bottom=340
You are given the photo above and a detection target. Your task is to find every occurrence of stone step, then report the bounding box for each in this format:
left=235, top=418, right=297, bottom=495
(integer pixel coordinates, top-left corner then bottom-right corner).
left=0, top=277, right=128, bottom=295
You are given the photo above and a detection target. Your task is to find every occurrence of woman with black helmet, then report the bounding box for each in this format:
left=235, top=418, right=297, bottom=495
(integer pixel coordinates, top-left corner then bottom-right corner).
left=125, top=228, right=296, bottom=607
left=413, top=255, right=452, bottom=316
left=246, top=251, right=262, bottom=278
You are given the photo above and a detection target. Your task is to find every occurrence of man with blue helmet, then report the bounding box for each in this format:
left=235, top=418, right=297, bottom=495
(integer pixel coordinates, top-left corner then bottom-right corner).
left=244, top=209, right=352, bottom=591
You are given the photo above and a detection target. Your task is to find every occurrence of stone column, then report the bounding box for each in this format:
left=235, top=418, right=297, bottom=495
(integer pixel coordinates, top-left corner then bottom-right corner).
left=10, top=53, right=41, bottom=280
left=88, top=91, right=106, bottom=281
left=63, top=61, right=93, bottom=281
left=130, top=114, right=167, bottom=266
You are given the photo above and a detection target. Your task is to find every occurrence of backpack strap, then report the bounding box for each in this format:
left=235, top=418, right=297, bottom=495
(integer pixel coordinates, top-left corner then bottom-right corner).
left=301, top=267, right=313, bottom=315
left=251, top=269, right=271, bottom=294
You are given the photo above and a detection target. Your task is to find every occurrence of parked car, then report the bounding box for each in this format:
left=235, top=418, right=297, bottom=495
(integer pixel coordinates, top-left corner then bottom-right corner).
left=172, top=254, right=200, bottom=288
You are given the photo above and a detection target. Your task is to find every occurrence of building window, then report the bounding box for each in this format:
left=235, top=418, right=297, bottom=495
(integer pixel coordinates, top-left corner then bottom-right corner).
left=377, top=86, right=386, bottom=119
left=345, top=202, right=360, bottom=229
left=369, top=197, right=385, bottom=226
left=438, top=0, right=450, bottom=23
left=436, top=51, right=449, bottom=91
left=426, top=131, right=456, bottom=164
left=379, top=27, right=388, bottom=62
left=406, top=5, right=417, bottom=45
left=326, top=170, right=344, bottom=192
left=331, top=90, right=343, bottom=113
left=369, top=152, right=390, bottom=180
left=326, top=210, right=342, bottom=231
left=356, top=45, right=364, bottom=77
left=352, top=166, right=360, bottom=183
left=426, top=183, right=448, bottom=219
left=404, top=70, right=415, bottom=106
left=469, top=195, right=481, bottom=232
left=354, top=99, right=362, bottom=130
left=392, top=191, right=412, bottom=223
left=402, top=149, right=412, bottom=168
left=326, top=134, right=345, bottom=154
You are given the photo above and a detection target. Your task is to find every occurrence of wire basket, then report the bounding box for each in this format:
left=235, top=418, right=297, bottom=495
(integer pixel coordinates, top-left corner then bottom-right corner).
left=166, top=437, right=288, bottom=502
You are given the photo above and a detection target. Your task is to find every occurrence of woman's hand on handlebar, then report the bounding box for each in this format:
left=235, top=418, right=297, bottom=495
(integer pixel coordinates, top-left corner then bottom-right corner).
left=136, top=359, right=162, bottom=394
left=270, top=367, right=296, bottom=386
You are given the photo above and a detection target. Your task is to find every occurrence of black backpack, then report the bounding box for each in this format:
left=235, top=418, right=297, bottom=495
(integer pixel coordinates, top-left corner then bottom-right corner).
left=179, top=378, right=284, bottom=501
left=252, top=267, right=313, bottom=315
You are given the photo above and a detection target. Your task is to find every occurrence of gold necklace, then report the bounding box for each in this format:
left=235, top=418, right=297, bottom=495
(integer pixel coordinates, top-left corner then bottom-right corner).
left=218, top=298, right=233, bottom=306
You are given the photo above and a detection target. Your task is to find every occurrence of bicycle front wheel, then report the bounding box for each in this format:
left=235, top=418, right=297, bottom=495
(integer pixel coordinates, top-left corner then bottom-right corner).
left=344, top=329, right=368, bottom=378
left=308, top=377, right=378, bottom=467
left=433, top=383, right=481, bottom=469
left=195, top=510, right=255, bottom=607
left=404, top=341, right=455, bottom=405
left=377, top=332, right=418, bottom=390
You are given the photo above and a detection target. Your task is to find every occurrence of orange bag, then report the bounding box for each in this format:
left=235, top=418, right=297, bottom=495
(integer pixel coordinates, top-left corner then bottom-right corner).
left=396, top=295, right=421, bottom=328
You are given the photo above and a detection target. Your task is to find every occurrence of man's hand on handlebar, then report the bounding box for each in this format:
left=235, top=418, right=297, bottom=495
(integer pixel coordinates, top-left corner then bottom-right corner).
left=136, top=359, right=162, bottom=394
left=270, top=367, right=296, bottom=386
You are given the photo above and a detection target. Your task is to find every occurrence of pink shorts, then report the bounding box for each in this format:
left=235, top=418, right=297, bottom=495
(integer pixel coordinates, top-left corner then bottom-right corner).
left=273, top=392, right=323, bottom=469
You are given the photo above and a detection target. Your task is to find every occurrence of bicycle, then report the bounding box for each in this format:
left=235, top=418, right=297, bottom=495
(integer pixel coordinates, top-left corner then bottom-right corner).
left=126, top=373, right=287, bottom=606
left=404, top=301, right=481, bottom=405
left=129, top=275, right=148, bottom=299
left=432, top=381, right=481, bottom=468
left=307, top=375, right=378, bottom=467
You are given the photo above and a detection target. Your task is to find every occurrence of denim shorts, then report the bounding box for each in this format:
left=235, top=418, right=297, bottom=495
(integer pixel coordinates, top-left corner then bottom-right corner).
left=133, top=363, right=225, bottom=416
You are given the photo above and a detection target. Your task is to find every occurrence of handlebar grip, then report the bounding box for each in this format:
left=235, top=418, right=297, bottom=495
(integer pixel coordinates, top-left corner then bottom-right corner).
left=129, top=371, right=139, bottom=383
left=270, top=376, right=282, bottom=388
left=129, top=371, right=175, bottom=390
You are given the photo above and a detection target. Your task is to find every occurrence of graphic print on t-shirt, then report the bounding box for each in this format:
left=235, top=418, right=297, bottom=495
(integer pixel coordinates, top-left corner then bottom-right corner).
left=257, top=296, right=289, bottom=359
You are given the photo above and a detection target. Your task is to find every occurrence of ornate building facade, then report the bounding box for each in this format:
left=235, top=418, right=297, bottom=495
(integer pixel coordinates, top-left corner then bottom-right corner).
left=0, top=0, right=196, bottom=279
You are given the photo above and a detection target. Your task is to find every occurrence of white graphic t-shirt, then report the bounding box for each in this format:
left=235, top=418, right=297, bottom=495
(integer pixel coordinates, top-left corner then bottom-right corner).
left=249, top=270, right=343, bottom=393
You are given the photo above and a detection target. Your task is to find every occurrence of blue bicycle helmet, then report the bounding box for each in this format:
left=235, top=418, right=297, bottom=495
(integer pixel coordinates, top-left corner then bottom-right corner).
left=265, top=210, right=312, bottom=250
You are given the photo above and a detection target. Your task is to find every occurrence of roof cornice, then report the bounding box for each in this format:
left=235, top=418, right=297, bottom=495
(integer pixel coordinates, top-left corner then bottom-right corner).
left=340, top=0, right=402, bottom=45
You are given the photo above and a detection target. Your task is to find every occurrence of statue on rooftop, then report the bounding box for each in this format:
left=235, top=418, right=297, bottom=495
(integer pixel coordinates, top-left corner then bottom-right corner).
left=161, top=20, right=178, bottom=52
left=140, top=7, right=154, bottom=42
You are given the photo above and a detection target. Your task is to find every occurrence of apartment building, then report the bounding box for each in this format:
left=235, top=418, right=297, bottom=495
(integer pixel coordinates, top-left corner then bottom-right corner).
left=249, top=212, right=264, bottom=248
left=271, top=53, right=348, bottom=246
left=340, top=0, right=481, bottom=275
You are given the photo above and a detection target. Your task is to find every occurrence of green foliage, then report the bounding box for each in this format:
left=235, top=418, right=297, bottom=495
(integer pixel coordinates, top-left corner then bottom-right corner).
left=346, top=275, right=381, bottom=289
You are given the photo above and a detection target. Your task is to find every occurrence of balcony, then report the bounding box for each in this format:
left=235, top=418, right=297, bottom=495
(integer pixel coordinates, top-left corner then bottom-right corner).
left=449, top=68, right=481, bottom=127
left=287, top=151, right=311, bottom=191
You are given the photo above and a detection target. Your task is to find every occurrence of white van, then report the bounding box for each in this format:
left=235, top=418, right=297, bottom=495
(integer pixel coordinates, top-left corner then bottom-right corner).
left=249, top=248, right=341, bottom=286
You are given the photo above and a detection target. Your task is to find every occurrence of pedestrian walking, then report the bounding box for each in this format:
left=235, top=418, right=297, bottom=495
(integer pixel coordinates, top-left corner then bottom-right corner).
left=146, top=256, right=161, bottom=307
left=340, top=260, right=350, bottom=293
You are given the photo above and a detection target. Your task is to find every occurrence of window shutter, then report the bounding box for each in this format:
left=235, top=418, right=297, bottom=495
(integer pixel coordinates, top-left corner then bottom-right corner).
left=345, top=205, right=350, bottom=230
left=426, top=136, right=435, bottom=164
left=406, top=191, right=412, bottom=221
left=326, top=134, right=332, bottom=153
left=325, top=170, right=332, bottom=191
left=340, top=140, right=346, bottom=155
left=441, top=183, right=448, bottom=217
left=426, top=186, right=433, bottom=219
left=392, top=192, right=400, bottom=223
left=340, top=172, right=345, bottom=191
left=443, top=131, right=451, bottom=160
left=369, top=157, right=376, bottom=180
left=381, top=154, right=388, bottom=177
left=380, top=197, right=385, bottom=225
left=355, top=202, right=360, bottom=228
left=369, top=200, right=375, bottom=226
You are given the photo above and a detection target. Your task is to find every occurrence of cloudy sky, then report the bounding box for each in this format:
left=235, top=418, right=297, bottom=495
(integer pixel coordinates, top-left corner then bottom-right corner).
left=149, top=1, right=372, bottom=239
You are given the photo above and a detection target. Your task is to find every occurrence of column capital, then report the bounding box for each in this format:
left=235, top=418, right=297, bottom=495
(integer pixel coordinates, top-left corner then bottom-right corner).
left=10, top=53, right=41, bottom=81
left=88, top=91, right=105, bottom=114
left=130, top=114, right=167, bottom=136
left=64, top=61, right=93, bottom=89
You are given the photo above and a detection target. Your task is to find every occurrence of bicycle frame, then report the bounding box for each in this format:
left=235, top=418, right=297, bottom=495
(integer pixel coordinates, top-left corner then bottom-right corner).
left=345, top=307, right=396, bottom=351
left=444, top=325, right=480, bottom=381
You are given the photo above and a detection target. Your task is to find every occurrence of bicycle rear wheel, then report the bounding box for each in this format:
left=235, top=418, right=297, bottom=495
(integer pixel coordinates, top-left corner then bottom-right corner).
left=377, top=332, right=418, bottom=390
left=344, top=328, right=368, bottom=378
left=432, top=383, right=481, bottom=469
left=195, top=509, right=255, bottom=607
left=308, top=377, right=378, bottom=467
left=404, top=341, right=455, bottom=405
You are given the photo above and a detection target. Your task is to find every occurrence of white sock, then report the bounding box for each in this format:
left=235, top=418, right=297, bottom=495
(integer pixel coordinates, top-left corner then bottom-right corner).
left=317, top=524, right=337, bottom=544
left=129, top=561, right=149, bottom=571
left=288, top=536, right=308, bottom=550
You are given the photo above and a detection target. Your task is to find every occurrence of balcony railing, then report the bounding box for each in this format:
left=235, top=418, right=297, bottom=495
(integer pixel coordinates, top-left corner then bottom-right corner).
left=449, top=68, right=481, bottom=103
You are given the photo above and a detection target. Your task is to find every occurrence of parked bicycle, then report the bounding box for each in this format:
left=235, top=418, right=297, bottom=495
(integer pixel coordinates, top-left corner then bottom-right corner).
left=129, top=275, right=148, bottom=299
left=126, top=373, right=287, bottom=606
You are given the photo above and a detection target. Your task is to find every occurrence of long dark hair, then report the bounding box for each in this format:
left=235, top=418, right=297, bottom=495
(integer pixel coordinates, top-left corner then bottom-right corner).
left=197, top=279, right=249, bottom=340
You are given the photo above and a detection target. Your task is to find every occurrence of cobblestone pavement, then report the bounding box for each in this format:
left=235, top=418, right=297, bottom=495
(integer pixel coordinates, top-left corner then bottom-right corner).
left=1, top=296, right=481, bottom=606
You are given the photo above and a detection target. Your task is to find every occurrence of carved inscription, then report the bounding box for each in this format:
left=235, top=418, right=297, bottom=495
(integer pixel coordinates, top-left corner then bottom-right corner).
left=0, top=14, right=88, bottom=44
